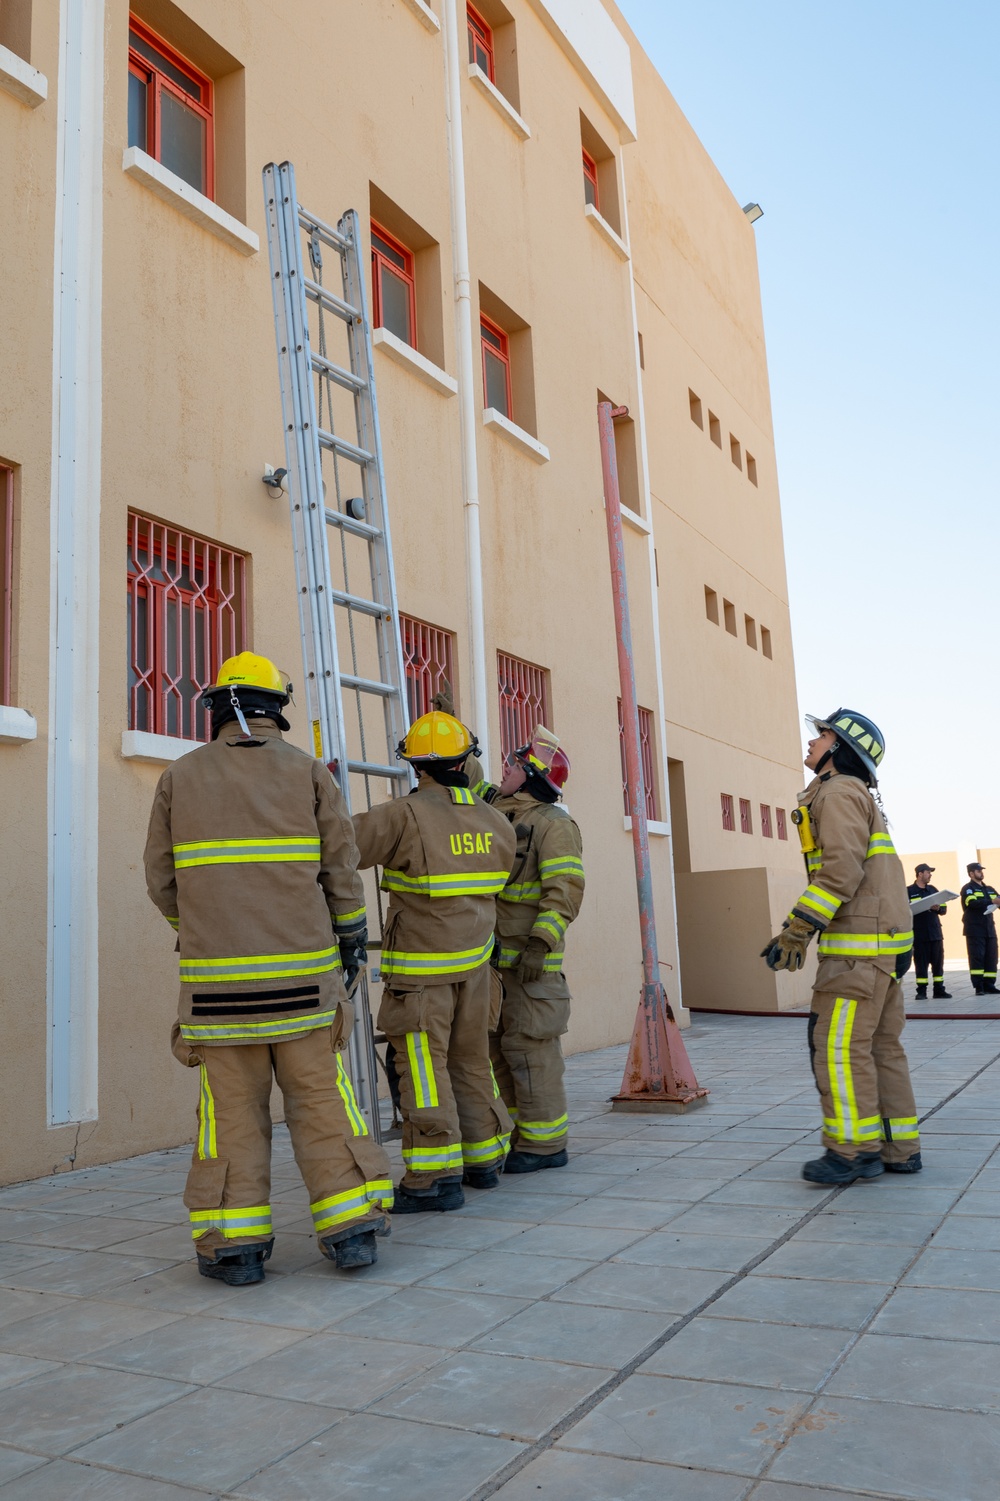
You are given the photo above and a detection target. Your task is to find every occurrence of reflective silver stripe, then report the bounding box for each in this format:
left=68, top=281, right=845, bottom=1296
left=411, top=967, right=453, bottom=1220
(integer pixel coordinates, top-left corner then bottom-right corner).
left=173, top=837, right=321, bottom=868
left=180, top=1009, right=337, bottom=1041
left=538, top=856, right=584, bottom=878
left=818, top=931, right=913, bottom=957
left=381, top=937, right=494, bottom=976
left=381, top=868, right=509, bottom=897
left=180, top=946, right=340, bottom=983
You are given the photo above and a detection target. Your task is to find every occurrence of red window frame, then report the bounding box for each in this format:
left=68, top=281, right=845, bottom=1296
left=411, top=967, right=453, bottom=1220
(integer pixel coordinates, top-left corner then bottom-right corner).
left=128, top=15, right=214, bottom=199
left=371, top=220, right=417, bottom=348
left=467, top=3, right=495, bottom=80
left=400, top=614, right=455, bottom=723
left=776, top=807, right=788, bottom=841
left=760, top=803, right=773, bottom=838
left=721, top=793, right=735, bottom=832
left=618, top=700, right=658, bottom=820
left=481, top=313, right=512, bottom=419
left=739, top=797, right=753, bottom=835
left=1, top=464, right=13, bottom=706
left=582, top=148, right=600, bottom=210
left=127, top=512, right=245, bottom=743
left=497, top=651, right=550, bottom=771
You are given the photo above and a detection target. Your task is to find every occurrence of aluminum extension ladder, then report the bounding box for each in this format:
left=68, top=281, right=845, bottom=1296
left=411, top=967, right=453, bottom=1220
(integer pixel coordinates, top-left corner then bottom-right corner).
left=263, top=160, right=411, bottom=1142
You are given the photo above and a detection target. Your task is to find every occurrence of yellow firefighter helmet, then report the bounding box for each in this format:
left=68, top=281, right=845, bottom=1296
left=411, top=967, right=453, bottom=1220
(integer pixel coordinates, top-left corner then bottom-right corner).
left=211, top=652, right=291, bottom=698
left=397, top=711, right=475, bottom=763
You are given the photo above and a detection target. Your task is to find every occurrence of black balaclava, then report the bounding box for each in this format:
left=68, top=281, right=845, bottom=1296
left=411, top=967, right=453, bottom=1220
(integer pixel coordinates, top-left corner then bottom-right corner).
left=420, top=758, right=470, bottom=788
left=523, top=768, right=559, bottom=804
left=211, top=689, right=291, bottom=740
left=830, top=741, right=872, bottom=785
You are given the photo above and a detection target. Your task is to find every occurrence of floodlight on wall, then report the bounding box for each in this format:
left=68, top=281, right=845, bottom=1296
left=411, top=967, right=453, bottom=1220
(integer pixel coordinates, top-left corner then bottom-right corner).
left=262, top=465, right=288, bottom=497
left=742, top=202, right=764, bottom=224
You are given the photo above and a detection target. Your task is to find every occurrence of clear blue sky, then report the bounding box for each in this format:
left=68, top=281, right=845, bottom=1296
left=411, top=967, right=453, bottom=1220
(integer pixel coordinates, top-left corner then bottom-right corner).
left=617, top=0, right=1000, bottom=861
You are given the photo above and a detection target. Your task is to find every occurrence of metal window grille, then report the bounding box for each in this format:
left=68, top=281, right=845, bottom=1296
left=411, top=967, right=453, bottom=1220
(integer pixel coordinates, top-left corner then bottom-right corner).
left=776, top=806, right=788, bottom=840
left=739, top=797, right=753, bottom=835
left=617, top=699, right=658, bottom=820
left=721, top=793, right=735, bottom=832
left=467, top=2, right=495, bottom=79
left=128, top=15, right=213, bottom=199
left=760, top=803, right=773, bottom=838
left=497, top=651, right=549, bottom=770
left=400, top=614, right=455, bottom=723
left=0, top=464, right=12, bottom=706
left=127, top=512, right=245, bottom=742
left=582, top=148, right=599, bottom=210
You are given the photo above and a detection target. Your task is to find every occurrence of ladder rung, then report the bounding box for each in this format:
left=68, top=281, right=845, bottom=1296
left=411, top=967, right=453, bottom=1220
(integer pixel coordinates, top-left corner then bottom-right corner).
left=303, top=277, right=357, bottom=323
left=342, top=673, right=399, bottom=699
left=297, top=210, right=349, bottom=253
left=348, top=759, right=409, bottom=779
left=325, top=506, right=381, bottom=542
left=318, top=427, right=373, bottom=465
left=330, top=588, right=390, bottom=619
left=312, top=351, right=365, bottom=394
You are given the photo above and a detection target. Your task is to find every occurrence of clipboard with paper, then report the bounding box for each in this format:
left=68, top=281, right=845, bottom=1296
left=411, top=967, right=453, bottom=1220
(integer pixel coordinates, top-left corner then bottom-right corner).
left=909, top=890, right=959, bottom=916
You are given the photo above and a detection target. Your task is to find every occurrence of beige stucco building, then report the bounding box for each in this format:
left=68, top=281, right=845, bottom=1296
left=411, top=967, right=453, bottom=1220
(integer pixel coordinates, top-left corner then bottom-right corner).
left=0, top=0, right=809, bottom=1185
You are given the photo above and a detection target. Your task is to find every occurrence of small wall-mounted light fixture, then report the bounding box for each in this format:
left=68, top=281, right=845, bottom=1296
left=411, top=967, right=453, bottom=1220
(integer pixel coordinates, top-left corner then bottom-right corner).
left=742, top=202, right=763, bottom=224
left=262, top=465, right=288, bottom=497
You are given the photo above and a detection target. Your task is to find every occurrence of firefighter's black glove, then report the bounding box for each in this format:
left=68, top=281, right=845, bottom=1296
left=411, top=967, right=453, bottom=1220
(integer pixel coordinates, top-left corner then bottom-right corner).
left=339, top=927, right=368, bottom=992
left=516, top=937, right=548, bottom=984
left=761, top=915, right=820, bottom=973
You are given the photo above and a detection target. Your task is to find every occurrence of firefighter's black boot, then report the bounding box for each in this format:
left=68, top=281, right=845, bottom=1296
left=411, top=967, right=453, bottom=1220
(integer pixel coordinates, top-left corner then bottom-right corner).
left=914, top=983, right=927, bottom=1002
left=197, top=1239, right=273, bottom=1286
left=801, top=1149, right=883, bottom=1186
left=504, top=1148, right=569, bottom=1174
left=884, top=1152, right=923, bottom=1174
left=933, top=984, right=952, bottom=999
left=974, top=983, right=986, bottom=995
left=320, top=1228, right=380, bottom=1269
left=390, top=1177, right=465, bottom=1214
left=463, top=1166, right=501, bottom=1190
left=984, top=983, right=999, bottom=995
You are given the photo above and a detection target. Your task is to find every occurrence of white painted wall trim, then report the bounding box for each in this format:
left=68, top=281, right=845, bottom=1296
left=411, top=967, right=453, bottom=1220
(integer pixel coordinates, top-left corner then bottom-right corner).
left=585, top=203, right=629, bottom=260
left=121, top=730, right=201, bottom=764
left=373, top=328, right=458, bottom=396
left=399, top=0, right=440, bottom=31
left=624, top=816, right=671, bottom=838
left=525, top=0, right=636, bottom=142
left=0, top=43, right=47, bottom=106
left=47, top=0, right=105, bottom=1126
left=0, top=705, right=38, bottom=742
left=122, top=148, right=259, bottom=256
left=467, top=64, right=531, bottom=139
left=482, top=408, right=550, bottom=463
left=620, top=503, right=650, bottom=535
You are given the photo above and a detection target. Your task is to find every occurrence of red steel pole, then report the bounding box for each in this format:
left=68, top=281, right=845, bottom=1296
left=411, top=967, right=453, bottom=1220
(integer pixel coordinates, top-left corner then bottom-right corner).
left=597, top=401, right=707, bottom=1110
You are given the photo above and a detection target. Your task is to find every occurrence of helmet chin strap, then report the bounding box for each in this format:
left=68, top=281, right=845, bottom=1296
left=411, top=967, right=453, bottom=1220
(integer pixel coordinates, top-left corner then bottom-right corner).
left=230, top=685, right=253, bottom=739
left=815, top=738, right=840, bottom=774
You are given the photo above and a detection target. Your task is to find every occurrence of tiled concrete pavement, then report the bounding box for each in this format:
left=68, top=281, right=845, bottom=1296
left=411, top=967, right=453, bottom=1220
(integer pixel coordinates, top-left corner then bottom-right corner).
left=2, top=1011, right=1000, bottom=1499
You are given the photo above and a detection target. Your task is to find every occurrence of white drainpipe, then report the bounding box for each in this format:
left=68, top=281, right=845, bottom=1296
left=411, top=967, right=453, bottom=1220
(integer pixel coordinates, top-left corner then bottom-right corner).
left=441, top=0, right=490, bottom=777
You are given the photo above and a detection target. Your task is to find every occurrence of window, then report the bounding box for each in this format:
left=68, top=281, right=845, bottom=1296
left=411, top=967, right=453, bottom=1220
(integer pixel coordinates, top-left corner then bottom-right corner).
left=721, top=793, right=735, bottom=832
left=127, top=513, right=245, bottom=741
left=745, top=614, right=757, bottom=649
left=730, top=434, right=742, bottom=470
left=467, top=2, right=494, bottom=79
left=1, top=464, right=12, bottom=706
left=746, top=452, right=758, bottom=486
left=481, top=314, right=511, bottom=419
left=618, top=700, right=658, bottom=820
left=739, top=797, right=753, bottom=835
left=708, top=411, right=722, bottom=448
left=371, top=220, right=416, bottom=347
left=776, top=807, right=788, bottom=840
left=723, top=599, right=737, bottom=636
left=128, top=16, right=213, bottom=197
left=704, top=586, right=719, bottom=625
left=0, top=1, right=31, bottom=63
left=688, top=390, right=703, bottom=429
left=400, top=614, right=455, bottom=723
left=582, top=148, right=599, bottom=210
left=761, top=626, right=772, bottom=659
left=497, top=651, right=549, bottom=770
left=760, top=804, right=773, bottom=838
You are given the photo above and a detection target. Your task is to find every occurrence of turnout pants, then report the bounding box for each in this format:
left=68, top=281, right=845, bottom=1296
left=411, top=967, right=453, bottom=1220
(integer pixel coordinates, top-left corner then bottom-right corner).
left=808, top=969, right=920, bottom=1164
left=965, top=928, right=998, bottom=988
left=490, top=973, right=570, bottom=1156
left=378, top=963, right=513, bottom=1191
left=913, top=939, right=944, bottom=988
left=174, top=1023, right=393, bottom=1257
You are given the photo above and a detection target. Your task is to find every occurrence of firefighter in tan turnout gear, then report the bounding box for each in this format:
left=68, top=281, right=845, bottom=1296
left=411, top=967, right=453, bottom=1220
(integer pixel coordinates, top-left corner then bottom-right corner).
left=761, top=708, right=921, bottom=1184
left=474, top=728, right=585, bottom=1172
left=144, top=653, right=393, bottom=1285
left=353, top=711, right=517, bottom=1212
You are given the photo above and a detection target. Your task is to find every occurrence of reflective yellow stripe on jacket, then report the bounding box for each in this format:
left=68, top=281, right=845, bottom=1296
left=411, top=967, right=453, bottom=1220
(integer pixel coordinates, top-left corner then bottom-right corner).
left=795, top=884, right=841, bottom=925
left=381, top=869, right=509, bottom=898
left=173, top=837, right=321, bottom=868
left=380, top=936, right=495, bottom=978
left=180, top=1009, right=338, bottom=1042
left=538, top=855, right=584, bottom=880
left=498, top=944, right=564, bottom=972
left=179, top=946, right=341, bottom=984
left=502, top=881, right=542, bottom=904
left=533, top=910, right=568, bottom=946
left=817, top=931, right=913, bottom=958
left=866, top=833, right=896, bottom=857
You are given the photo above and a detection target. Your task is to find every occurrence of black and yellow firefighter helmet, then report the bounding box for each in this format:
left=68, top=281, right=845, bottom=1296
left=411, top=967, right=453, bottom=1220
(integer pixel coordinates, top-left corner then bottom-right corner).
left=806, top=708, right=885, bottom=782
